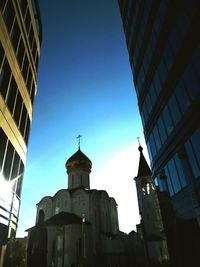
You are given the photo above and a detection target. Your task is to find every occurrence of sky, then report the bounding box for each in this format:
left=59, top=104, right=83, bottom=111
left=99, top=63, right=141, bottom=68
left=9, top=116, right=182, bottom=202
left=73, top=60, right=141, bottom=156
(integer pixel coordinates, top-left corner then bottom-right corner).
left=17, top=0, right=150, bottom=237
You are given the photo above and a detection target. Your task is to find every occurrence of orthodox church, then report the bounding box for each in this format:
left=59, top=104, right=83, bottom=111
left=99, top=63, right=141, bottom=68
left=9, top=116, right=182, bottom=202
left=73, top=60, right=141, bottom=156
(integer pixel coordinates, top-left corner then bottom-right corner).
left=31, top=145, right=134, bottom=267
left=27, top=143, right=169, bottom=266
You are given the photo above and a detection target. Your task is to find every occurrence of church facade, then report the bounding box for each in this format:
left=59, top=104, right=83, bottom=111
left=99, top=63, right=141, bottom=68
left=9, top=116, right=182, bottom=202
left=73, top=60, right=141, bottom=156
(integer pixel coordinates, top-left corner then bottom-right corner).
left=33, top=148, right=134, bottom=267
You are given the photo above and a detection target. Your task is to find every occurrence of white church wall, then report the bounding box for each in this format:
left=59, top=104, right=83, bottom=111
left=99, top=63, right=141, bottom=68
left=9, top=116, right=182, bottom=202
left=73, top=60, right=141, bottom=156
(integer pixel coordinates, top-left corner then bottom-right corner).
left=37, top=196, right=53, bottom=221
left=110, top=197, right=119, bottom=234
left=100, top=191, right=112, bottom=233
left=71, top=188, right=89, bottom=219
left=53, top=224, right=94, bottom=266
left=89, top=191, right=100, bottom=231
left=46, top=226, right=57, bottom=266
left=53, top=189, right=71, bottom=215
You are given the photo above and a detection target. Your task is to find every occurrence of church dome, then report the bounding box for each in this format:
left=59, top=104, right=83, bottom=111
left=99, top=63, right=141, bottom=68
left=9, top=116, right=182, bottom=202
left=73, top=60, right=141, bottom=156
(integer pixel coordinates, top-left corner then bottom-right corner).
left=65, top=149, right=92, bottom=172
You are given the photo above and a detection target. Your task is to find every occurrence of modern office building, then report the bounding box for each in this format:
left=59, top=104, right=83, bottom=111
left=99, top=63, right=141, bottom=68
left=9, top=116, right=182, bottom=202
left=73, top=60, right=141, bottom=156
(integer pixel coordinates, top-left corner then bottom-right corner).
left=118, top=0, right=200, bottom=264
left=0, top=0, right=42, bottom=264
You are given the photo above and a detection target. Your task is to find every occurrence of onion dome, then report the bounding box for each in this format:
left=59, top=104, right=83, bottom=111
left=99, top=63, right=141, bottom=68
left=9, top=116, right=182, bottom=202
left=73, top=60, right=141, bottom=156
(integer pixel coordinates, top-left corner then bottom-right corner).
left=65, top=149, right=92, bottom=172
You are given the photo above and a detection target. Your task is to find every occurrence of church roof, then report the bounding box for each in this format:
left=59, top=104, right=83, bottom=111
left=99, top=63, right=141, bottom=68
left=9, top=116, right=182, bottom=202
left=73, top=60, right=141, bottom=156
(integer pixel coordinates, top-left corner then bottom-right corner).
left=26, top=212, right=90, bottom=231
left=45, top=211, right=90, bottom=226
left=65, top=148, right=92, bottom=171
left=137, top=145, right=152, bottom=177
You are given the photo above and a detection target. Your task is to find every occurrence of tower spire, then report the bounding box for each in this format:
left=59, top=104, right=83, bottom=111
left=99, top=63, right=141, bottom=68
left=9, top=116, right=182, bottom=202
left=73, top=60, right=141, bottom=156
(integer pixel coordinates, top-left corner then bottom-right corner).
left=77, top=134, right=82, bottom=150
left=137, top=136, right=141, bottom=146
left=137, top=144, right=152, bottom=177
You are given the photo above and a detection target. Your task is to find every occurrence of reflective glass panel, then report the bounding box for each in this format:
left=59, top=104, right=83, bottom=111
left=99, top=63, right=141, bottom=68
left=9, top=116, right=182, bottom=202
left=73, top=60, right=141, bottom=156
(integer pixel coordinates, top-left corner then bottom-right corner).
left=167, top=158, right=182, bottom=194
left=175, top=80, right=191, bottom=114
left=185, top=140, right=200, bottom=178
left=165, top=165, right=174, bottom=196
left=183, top=64, right=200, bottom=100
left=174, top=154, right=187, bottom=188
left=168, top=95, right=181, bottom=125
left=162, top=105, right=174, bottom=135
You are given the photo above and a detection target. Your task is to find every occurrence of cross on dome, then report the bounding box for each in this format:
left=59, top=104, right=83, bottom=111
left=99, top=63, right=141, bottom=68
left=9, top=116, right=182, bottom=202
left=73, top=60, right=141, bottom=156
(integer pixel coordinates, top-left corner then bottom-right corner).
left=77, top=134, right=82, bottom=150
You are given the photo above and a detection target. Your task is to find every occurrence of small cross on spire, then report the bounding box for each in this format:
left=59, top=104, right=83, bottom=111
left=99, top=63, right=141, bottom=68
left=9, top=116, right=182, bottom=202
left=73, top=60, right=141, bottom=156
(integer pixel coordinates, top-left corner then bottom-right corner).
left=77, top=134, right=82, bottom=149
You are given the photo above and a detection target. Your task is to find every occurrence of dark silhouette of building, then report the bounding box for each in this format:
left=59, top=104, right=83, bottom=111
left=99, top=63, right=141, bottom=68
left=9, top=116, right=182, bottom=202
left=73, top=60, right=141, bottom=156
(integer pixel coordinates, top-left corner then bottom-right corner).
left=27, top=210, right=47, bottom=267
left=0, top=0, right=42, bottom=265
left=135, top=145, right=169, bottom=264
left=118, top=0, right=200, bottom=265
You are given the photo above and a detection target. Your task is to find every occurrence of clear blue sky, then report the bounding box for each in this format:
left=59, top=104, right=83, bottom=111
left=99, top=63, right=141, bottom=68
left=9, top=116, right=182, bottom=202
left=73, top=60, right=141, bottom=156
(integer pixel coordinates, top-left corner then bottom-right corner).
left=17, top=0, right=149, bottom=237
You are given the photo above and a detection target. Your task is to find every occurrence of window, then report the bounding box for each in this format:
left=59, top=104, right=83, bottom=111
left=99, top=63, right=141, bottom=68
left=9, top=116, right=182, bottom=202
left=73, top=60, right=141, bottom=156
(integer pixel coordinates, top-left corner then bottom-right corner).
left=149, top=133, right=157, bottom=159
left=153, top=71, right=162, bottom=95
left=157, top=115, right=167, bottom=144
left=163, top=44, right=174, bottom=71
left=153, top=125, right=161, bottom=151
left=0, top=128, right=7, bottom=171
left=30, top=82, right=35, bottom=104
left=19, top=0, right=28, bottom=17
left=0, top=58, right=12, bottom=99
left=167, top=158, right=181, bottom=194
left=3, top=141, right=14, bottom=181
left=169, top=28, right=181, bottom=56
left=158, top=59, right=167, bottom=84
left=28, top=27, right=34, bottom=49
left=190, top=129, right=200, bottom=173
left=26, top=68, right=33, bottom=93
left=185, top=140, right=200, bottom=178
left=142, top=182, right=151, bottom=195
left=192, top=47, right=200, bottom=77
left=174, top=154, right=187, bottom=188
left=3, top=1, right=15, bottom=33
left=176, top=13, right=189, bottom=40
left=10, top=20, right=20, bottom=52
left=175, top=80, right=191, bottom=113
left=13, top=91, right=23, bottom=126
left=147, top=141, right=153, bottom=162
left=24, top=113, right=30, bottom=143
left=35, top=53, right=39, bottom=72
left=17, top=39, right=25, bottom=68
left=10, top=151, right=20, bottom=181
left=24, top=9, right=31, bottom=34
left=0, top=0, right=7, bottom=12
left=0, top=43, right=5, bottom=67
left=22, top=55, right=29, bottom=82
left=16, top=160, right=24, bottom=197
left=32, top=40, right=37, bottom=60
left=146, top=93, right=152, bottom=114
left=149, top=82, right=157, bottom=105
left=168, top=95, right=181, bottom=125
left=183, top=64, right=200, bottom=100
left=6, top=77, right=17, bottom=114
left=164, top=166, right=174, bottom=196
left=162, top=106, right=174, bottom=135
left=19, top=104, right=27, bottom=135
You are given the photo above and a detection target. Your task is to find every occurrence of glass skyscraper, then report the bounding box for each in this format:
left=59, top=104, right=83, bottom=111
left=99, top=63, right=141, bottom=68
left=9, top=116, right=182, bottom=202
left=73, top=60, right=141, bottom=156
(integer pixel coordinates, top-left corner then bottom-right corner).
left=0, top=0, right=42, bottom=263
left=118, top=0, right=200, bottom=242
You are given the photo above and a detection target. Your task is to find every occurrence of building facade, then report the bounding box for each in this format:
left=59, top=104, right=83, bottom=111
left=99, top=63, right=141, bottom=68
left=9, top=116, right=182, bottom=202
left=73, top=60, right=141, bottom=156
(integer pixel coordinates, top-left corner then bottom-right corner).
left=118, top=0, right=200, bottom=229
left=0, top=0, right=42, bottom=264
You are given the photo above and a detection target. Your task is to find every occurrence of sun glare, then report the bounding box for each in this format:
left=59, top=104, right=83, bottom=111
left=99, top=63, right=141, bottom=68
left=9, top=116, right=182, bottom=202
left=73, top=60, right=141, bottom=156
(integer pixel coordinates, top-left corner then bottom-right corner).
left=91, top=141, right=149, bottom=233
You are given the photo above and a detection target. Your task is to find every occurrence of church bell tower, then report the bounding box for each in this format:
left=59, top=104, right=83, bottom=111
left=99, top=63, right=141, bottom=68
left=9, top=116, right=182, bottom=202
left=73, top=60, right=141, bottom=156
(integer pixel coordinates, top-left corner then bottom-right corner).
left=135, top=145, right=169, bottom=263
